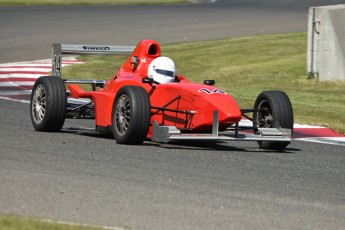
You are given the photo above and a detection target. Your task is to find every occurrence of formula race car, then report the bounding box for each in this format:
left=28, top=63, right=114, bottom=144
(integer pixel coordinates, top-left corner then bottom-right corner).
left=30, top=40, right=293, bottom=150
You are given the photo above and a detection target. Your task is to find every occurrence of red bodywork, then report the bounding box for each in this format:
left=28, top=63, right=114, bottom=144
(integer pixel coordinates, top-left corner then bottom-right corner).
left=68, top=40, right=242, bottom=137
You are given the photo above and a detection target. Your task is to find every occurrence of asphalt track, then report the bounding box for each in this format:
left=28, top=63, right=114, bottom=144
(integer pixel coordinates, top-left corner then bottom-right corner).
left=3, top=0, right=344, bottom=63
left=1, top=1, right=345, bottom=229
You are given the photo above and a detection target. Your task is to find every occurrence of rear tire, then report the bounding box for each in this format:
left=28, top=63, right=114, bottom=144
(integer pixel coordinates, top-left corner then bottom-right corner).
left=111, top=86, right=151, bottom=144
left=253, top=90, right=293, bottom=150
left=30, top=76, right=67, bottom=131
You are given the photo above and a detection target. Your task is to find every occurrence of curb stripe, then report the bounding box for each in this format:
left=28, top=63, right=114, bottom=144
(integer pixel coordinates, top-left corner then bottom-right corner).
left=0, top=90, right=32, bottom=95
left=0, top=78, right=39, bottom=82
left=0, top=57, right=83, bottom=102
left=0, top=81, right=36, bottom=86
left=0, top=71, right=49, bottom=75
left=0, top=86, right=33, bottom=90
left=297, top=137, right=345, bottom=146
left=293, top=127, right=342, bottom=138
left=0, top=73, right=52, bottom=79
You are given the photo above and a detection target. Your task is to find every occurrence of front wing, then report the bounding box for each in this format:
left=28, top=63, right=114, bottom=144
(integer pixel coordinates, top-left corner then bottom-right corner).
left=152, top=111, right=292, bottom=143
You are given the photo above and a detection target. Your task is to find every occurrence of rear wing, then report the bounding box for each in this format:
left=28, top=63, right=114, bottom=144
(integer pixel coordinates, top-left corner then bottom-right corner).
left=52, top=44, right=135, bottom=77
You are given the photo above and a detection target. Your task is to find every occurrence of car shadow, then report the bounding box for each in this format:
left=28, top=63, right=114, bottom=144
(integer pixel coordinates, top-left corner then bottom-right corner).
left=60, top=127, right=115, bottom=139
left=150, top=140, right=300, bottom=154
left=60, top=127, right=300, bottom=154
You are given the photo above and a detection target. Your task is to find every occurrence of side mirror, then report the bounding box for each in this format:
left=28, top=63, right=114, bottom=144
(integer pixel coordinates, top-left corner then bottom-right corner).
left=204, top=80, right=215, bottom=86
left=142, top=78, right=154, bottom=84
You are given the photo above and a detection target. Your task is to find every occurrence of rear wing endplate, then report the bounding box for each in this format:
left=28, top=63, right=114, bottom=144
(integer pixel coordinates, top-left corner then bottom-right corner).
left=52, top=44, right=135, bottom=77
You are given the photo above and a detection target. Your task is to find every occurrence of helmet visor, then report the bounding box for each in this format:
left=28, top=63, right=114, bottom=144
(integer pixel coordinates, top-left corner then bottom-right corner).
left=155, top=69, right=175, bottom=78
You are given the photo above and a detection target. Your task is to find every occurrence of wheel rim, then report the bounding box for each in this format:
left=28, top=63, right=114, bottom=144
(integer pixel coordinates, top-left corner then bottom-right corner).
left=256, top=99, right=273, bottom=128
left=32, top=84, right=46, bottom=124
left=115, top=94, right=130, bottom=136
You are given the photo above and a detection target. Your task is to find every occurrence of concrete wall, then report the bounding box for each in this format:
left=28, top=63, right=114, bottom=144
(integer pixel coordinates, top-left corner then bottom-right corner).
left=307, top=4, right=345, bottom=81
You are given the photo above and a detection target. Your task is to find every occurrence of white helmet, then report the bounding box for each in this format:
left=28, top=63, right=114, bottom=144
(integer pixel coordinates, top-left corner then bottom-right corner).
left=148, top=57, right=176, bottom=84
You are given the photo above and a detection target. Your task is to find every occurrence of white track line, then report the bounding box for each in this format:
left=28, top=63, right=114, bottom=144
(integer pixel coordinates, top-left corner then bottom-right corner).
left=0, top=90, right=32, bottom=95
left=0, top=82, right=35, bottom=86
left=297, top=137, right=345, bottom=146
left=0, top=73, right=50, bottom=78
left=0, top=67, right=52, bottom=72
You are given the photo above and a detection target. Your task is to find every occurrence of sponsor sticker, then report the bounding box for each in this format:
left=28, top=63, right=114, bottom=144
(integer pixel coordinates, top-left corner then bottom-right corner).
left=198, top=88, right=225, bottom=94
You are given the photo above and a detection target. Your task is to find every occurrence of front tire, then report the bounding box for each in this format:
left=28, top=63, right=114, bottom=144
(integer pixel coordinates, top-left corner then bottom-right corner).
left=30, top=76, right=67, bottom=131
left=253, top=90, right=293, bottom=150
left=111, top=86, right=151, bottom=145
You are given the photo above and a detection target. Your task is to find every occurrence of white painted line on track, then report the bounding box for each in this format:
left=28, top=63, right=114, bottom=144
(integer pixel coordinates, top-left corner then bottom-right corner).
left=294, top=124, right=325, bottom=128
left=0, top=90, right=32, bottom=95
left=0, top=81, right=35, bottom=86
left=297, top=137, right=345, bottom=146
left=0, top=63, right=82, bottom=68
left=0, top=67, right=52, bottom=72
left=0, top=96, right=30, bottom=103
left=0, top=57, right=83, bottom=66
left=0, top=73, right=49, bottom=79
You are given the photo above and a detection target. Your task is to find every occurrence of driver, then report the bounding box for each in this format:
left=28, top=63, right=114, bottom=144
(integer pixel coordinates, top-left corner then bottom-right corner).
left=147, top=56, right=176, bottom=84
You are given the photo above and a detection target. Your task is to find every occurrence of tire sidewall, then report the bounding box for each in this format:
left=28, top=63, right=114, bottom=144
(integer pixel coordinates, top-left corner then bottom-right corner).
left=30, top=76, right=66, bottom=131
left=254, top=91, right=293, bottom=130
left=111, top=86, right=150, bottom=144
left=112, top=87, right=135, bottom=142
left=253, top=90, right=293, bottom=150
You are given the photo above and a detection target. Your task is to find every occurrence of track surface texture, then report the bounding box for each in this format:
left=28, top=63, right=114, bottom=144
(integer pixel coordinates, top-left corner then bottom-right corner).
left=1, top=100, right=345, bottom=229
left=1, top=0, right=345, bottom=229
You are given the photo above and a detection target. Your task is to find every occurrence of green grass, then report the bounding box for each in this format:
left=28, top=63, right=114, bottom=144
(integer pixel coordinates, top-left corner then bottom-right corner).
left=0, top=0, right=189, bottom=6
left=62, top=32, right=345, bottom=134
left=0, top=215, right=117, bottom=230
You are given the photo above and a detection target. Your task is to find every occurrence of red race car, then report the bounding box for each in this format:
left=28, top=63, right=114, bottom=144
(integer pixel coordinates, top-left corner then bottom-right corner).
left=30, top=40, right=293, bottom=150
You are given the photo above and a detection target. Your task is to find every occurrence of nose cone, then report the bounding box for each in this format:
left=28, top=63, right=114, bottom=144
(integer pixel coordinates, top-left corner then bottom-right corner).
left=193, top=92, right=242, bottom=131
left=210, top=93, right=242, bottom=125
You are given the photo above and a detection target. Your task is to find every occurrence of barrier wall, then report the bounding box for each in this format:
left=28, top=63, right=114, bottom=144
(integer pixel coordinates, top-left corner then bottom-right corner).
left=307, top=4, right=345, bottom=81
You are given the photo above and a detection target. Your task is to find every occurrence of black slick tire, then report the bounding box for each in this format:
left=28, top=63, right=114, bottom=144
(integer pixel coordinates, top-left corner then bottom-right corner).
left=253, top=90, right=294, bottom=150
left=111, top=86, right=151, bottom=145
left=30, top=76, right=67, bottom=132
